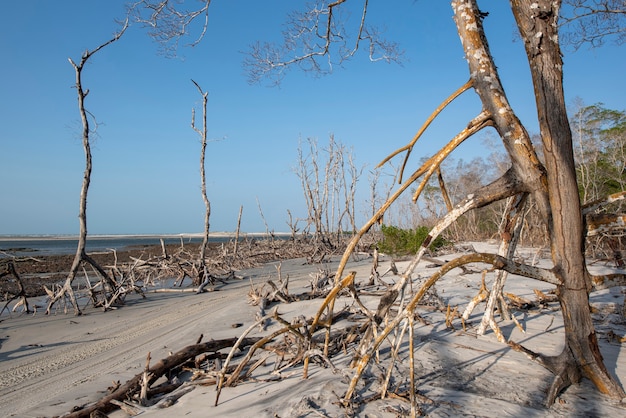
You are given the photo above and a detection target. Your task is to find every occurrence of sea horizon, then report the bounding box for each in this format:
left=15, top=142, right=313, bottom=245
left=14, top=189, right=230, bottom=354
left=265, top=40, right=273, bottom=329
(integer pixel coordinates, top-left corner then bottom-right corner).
left=0, top=232, right=292, bottom=257
left=1, top=232, right=244, bottom=239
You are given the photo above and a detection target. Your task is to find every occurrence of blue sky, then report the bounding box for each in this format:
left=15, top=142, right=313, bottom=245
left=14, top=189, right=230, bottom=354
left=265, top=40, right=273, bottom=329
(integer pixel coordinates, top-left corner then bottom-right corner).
left=0, top=1, right=624, bottom=235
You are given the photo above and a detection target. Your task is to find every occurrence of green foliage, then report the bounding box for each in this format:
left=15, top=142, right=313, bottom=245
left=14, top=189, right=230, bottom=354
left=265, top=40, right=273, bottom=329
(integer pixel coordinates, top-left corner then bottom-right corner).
left=573, top=103, right=626, bottom=202
left=378, top=225, right=449, bottom=255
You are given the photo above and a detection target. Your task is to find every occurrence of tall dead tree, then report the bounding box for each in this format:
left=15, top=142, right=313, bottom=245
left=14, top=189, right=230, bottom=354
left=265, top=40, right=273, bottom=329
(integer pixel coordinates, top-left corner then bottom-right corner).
left=191, top=79, right=211, bottom=287
left=46, top=21, right=128, bottom=315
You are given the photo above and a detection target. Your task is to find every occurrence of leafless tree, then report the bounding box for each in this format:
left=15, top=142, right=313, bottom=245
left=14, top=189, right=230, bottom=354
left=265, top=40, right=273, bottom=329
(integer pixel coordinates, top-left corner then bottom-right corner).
left=294, top=136, right=362, bottom=248
left=46, top=20, right=129, bottom=315
left=191, top=79, right=211, bottom=287
left=561, top=0, right=626, bottom=49
left=243, top=0, right=403, bottom=85
left=128, top=0, right=212, bottom=56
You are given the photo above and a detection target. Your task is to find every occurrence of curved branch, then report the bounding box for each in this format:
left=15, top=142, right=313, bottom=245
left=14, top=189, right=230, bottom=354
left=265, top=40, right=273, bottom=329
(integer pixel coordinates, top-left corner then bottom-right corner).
left=412, top=111, right=494, bottom=203
left=377, top=79, right=474, bottom=182
left=309, top=271, right=356, bottom=335
left=332, top=110, right=493, bottom=286
left=77, top=18, right=129, bottom=65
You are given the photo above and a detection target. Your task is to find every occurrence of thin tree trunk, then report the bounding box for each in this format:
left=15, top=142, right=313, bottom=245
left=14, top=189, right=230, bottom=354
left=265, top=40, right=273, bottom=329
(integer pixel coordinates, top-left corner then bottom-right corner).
left=0, top=261, right=31, bottom=314
left=46, top=22, right=127, bottom=316
left=234, top=205, right=243, bottom=256
left=191, top=79, right=211, bottom=287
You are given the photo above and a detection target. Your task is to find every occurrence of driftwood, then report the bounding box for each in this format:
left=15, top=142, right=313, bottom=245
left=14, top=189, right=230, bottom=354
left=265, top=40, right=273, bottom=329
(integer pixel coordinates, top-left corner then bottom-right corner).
left=247, top=268, right=336, bottom=308
left=61, top=256, right=358, bottom=417
left=19, top=237, right=324, bottom=317
left=0, top=261, right=31, bottom=315
left=65, top=336, right=261, bottom=418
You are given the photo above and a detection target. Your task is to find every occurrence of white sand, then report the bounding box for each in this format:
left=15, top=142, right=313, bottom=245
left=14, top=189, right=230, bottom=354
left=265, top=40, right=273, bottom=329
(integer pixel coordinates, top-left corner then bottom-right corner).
left=1, top=244, right=625, bottom=417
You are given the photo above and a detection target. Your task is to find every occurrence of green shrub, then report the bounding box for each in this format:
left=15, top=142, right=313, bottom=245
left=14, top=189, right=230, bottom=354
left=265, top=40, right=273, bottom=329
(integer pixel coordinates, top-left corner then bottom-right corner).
left=378, top=225, right=449, bottom=255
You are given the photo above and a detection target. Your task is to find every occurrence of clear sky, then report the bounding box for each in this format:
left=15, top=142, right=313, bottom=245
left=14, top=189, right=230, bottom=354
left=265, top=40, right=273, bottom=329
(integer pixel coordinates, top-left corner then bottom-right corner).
left=1, top=1, right=624, bottom=236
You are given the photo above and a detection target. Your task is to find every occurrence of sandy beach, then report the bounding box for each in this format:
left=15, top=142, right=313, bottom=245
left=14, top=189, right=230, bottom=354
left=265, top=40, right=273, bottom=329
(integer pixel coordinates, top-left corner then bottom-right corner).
left=1, top=243, right=625, bottom=417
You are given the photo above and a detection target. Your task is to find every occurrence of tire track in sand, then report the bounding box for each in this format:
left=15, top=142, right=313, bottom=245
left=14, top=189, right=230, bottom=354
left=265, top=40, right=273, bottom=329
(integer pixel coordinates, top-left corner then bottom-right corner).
left=0, top=292, right=236, bottom=416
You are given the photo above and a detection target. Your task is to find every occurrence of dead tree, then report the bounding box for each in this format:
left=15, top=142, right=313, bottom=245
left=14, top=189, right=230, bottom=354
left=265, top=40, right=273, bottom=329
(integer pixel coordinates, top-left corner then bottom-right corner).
left=510, top=0, right=624, bottom=402
left=295, top=136, right=362, bottom=251
left=191, top=79, right=212, bottom=288
left=64, top=336, right=261, bottom=418
left=0, top=261, right=31, bottom=314
left=46, top=21, right=128, bottom=316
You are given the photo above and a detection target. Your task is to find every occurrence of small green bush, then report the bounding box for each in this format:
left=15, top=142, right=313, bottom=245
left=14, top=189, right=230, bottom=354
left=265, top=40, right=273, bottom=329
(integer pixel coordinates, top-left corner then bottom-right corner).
left=378, top=225, right=449, bottom=255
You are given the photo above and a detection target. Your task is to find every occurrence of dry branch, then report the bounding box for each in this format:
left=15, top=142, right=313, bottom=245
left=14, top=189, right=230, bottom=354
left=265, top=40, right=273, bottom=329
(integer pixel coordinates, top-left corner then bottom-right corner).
left=344, top=251, right=559, bottom=402
left=377, top=79, right=474, bottom=182
left=0, top=261, right=31, bottom=315
left=65, top=336, right=260, bottom=417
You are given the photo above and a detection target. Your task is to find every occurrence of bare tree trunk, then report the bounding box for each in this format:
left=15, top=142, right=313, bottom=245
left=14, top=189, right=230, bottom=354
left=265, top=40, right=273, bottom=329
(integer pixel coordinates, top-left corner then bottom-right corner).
left=234, top=205, right=243, bottom=256
left=0, top=261, right=31, bottom=314
left=46, top=22, right=128, bottom=315
left=511, top=0, right=625, bottom=403
left=191, top=79, right=211, bottom=286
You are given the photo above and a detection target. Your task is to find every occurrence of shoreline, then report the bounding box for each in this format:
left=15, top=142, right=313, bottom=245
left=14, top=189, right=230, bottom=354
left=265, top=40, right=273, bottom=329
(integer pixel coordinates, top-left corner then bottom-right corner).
left=0, top=233, right=295, bottom=259
left=0, top=232, right=293, bottom=241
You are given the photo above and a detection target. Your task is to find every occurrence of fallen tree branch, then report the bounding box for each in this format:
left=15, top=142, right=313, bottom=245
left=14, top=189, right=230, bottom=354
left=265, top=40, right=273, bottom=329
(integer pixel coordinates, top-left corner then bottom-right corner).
left=0, top=261, right=31, bottom=315
left=64, top=336, right=261, bottom=417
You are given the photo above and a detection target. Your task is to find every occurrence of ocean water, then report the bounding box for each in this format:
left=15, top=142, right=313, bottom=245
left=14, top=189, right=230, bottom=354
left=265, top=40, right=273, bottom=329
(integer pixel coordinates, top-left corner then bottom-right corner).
left=0, top=235, right=231, bottom=257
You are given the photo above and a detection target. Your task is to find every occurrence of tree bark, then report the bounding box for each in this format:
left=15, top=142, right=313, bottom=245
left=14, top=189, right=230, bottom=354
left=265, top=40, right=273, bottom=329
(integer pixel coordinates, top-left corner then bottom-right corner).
left=451, top=0, right=624, bottom=403
left=510, top=0, right=625, bottom=403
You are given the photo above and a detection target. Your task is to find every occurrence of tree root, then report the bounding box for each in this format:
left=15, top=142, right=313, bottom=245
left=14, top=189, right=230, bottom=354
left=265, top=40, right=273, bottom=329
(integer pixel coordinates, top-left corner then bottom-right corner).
left=508, top=340, right=583, bottom=406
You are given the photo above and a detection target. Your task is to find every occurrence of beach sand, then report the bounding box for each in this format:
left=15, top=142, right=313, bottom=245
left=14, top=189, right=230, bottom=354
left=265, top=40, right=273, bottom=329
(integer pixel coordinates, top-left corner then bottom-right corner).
left=1, top=243, right=625, bottom=417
